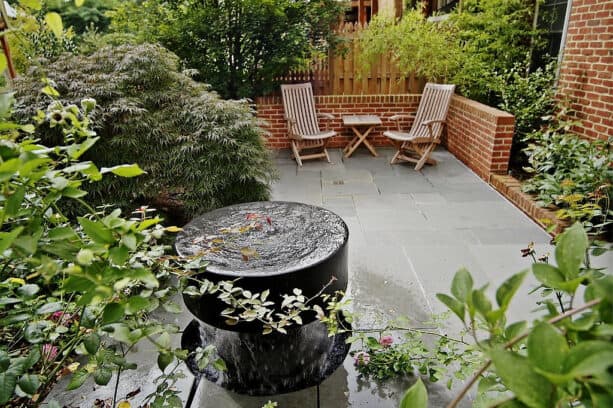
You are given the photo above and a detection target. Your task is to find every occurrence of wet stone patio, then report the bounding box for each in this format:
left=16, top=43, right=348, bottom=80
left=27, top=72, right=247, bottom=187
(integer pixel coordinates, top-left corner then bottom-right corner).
left=50, top=147, right=571, bottom=407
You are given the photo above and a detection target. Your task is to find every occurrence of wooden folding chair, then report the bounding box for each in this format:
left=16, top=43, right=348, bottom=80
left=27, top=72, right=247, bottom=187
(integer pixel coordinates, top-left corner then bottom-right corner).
left=384, top=83, right=455, bottom=170
left=281, top=83, right=336, bottom=166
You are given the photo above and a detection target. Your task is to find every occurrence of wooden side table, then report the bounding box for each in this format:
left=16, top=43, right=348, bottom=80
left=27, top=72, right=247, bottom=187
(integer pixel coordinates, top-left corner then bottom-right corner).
left=342, top=115, right=382, bottom=158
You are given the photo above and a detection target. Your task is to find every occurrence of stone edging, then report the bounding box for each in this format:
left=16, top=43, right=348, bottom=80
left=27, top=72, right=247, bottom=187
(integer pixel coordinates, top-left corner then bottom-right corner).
left=489, top=174, right=568, bottom=237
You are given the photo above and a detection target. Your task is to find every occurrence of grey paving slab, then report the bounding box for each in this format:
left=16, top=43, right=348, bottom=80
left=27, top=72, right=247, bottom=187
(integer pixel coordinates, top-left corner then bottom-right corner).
left=322, top=179, right=380, bottom=196
left=321, top=168, right=373, bottom=183
left=374, top=174, right=435, bottom=194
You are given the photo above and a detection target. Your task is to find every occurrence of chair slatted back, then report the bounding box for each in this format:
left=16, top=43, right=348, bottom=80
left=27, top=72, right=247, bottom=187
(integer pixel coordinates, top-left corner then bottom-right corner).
left=281, top=83, right=320, bottom=137
left=410, top=83, right=456, bottom=140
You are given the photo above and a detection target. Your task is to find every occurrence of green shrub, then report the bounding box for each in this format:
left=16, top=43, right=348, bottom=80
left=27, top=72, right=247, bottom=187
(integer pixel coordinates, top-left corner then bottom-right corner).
left=46, top=0, right=118, bottom=34
left=522, top=111, right=612, bottom=231
left=358, top=6, right=462, bottom=83
left=449, top=0, right=541, bottom=105
left=496, top=61, right=558, bottom=171
left=14, top=43, right=277, bottom=220
left=108, top=0, right=344, bottom=99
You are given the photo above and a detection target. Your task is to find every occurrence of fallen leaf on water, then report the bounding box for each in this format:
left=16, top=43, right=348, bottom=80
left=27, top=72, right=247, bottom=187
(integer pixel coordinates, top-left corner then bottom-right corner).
left=240, top=247, right=258, bottom=261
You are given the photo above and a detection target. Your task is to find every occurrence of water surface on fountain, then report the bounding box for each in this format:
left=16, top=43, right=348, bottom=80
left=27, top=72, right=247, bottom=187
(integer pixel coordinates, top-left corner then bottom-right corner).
left=175, top=201, right=347, bottom=276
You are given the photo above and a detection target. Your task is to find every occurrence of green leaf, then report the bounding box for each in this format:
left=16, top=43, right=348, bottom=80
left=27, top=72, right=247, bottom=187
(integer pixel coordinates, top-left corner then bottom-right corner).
left=93, top=367, right=112, bottom=386
left=496, top=270, right=527, bottom=311
left=6, top=187, right=25, bottom=217
left=399, top=378, right=427, bottom=408
left=17, top=374, right=39, bottom=395
left=23, top=348, right=40, bottom=370
left=67, top=137, right=99, bottom=160
left=48, top=226, right=79, bottom=241
left=157, top=353, right=173, bottom=372
left=75, top=0, right=85, bottom=6
left=213, top=358, right=227, bottom=371
left=162, top=301, right=182, bottom=314
left=24, top=321, right=50, bottom=343
left=505, top=321, right=527, bottom=340
left=102, top=303, right=125, bottom=324
left=125, top=296, right=150, bottom=314
left=109, top=246, right=130, bottom=265
left=83, top=333, right=100, bottom=354
left=66, top=369, right=89, bottom=391
left=472, top=289, right=492, bottom=316
left=19, top=0, right=42, bottom=10
left=436, top=293, right=465, bottom=322
left=451, top=268, right=473, bottom=302
left=555, top=222, right=587, bottom=279
left=0, top=372, right=17, bottom=404
left=527, top=322, right=568, bottom=375
left=563, top=340, right=613, bottom=378
left=0, top=227, right=24, bottom=252
left=101, top=164, right=146, bottom=178
left=17, top=284, right=40, bottom=298
left=592, top=275, right=613, bottom=303
left=78, top=217, right=114, bottom=245
left=489, top=349, right=552, bottom=408
left=44, top=12, right=64, bottom=38
left=36, top=302, right=63, bottom=315
left=0, top=54, right=5, bottom=76
left=532, top=263, right=583, bottom=293
left=0, top=351, right=9, bottom=372
left=131, top=268, right=159, bottom=288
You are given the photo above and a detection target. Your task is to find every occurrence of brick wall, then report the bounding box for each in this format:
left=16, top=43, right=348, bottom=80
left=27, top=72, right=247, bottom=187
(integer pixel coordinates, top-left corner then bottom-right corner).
left=256, top=94, right=515, bottom=180
left=557, top=0, right=613, bottom=141
left=446, top=95, right=515, bottom=180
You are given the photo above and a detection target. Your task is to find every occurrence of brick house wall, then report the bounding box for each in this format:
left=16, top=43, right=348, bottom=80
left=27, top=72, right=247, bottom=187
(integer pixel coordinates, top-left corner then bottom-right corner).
left=255, top=94, right=514, bottom=180
left=557, top=0, right=613, bottom=141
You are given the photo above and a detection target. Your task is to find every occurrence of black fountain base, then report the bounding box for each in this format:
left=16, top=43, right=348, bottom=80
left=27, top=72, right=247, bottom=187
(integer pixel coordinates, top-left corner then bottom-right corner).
left=181, top=319, right=351, bottom=396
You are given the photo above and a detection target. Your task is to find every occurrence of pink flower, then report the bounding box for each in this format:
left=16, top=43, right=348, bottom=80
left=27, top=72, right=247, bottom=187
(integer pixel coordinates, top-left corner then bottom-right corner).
left=50, top=311, right=73, bottom=325
left=353, top=351, right=370, bottom=366
left=379, top=335, right=393, bottom=348
left=42, top=344, right=59, bottom=362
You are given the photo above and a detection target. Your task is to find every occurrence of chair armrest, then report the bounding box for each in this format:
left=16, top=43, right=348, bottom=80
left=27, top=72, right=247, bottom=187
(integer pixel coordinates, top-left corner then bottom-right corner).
left=317, top=112, right=335, bottom=120
left=389, top=114, right=415, bottom=121
left=421, top=119, right=446, bottom=126
left=389, top=114, right=416, bottom=131
left=421, top=119, right=447, bottom=140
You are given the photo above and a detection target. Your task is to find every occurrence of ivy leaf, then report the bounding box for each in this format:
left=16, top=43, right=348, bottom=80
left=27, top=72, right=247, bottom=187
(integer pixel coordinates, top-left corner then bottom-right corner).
left=44, top=12, right=64, bottom=38
left=17, top=374, right=40, bottom=395
left=451, top=267, right=473, bottom=302
left=527, top=322, right=568, bottom=375
left=496, top=270, right=527, bottom=311
left=489, top=349, right=552, bottom=408
left=66, top=369, right=89, bottom=391
left=554, top=222, right=587, bottom=280
left=0, top=372, right=17, bottom=404
left=399, top=378, right=427, bottom=408
left=436, top=293, right=465, bottom=322
left=101, top=164, right=146, bottom=178
left=78, top=217, right=114, bottom=245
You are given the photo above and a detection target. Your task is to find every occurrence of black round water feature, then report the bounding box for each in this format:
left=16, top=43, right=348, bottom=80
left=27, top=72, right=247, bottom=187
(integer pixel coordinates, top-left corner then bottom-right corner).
left=175, top=201, right=350, bottom=396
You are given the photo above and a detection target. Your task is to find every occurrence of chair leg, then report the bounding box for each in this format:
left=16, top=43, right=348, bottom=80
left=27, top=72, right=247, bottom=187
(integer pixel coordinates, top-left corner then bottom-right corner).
left=291, top=140, right=303, bottom=166
left=390, top=141, right=403, bottom=164
left=414, top=145, right=435, bottom=171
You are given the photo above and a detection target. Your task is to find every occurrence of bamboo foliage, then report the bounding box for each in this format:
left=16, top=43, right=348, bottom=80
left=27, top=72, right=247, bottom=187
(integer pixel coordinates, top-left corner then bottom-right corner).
left=275, top=22, right=423, bottom=95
